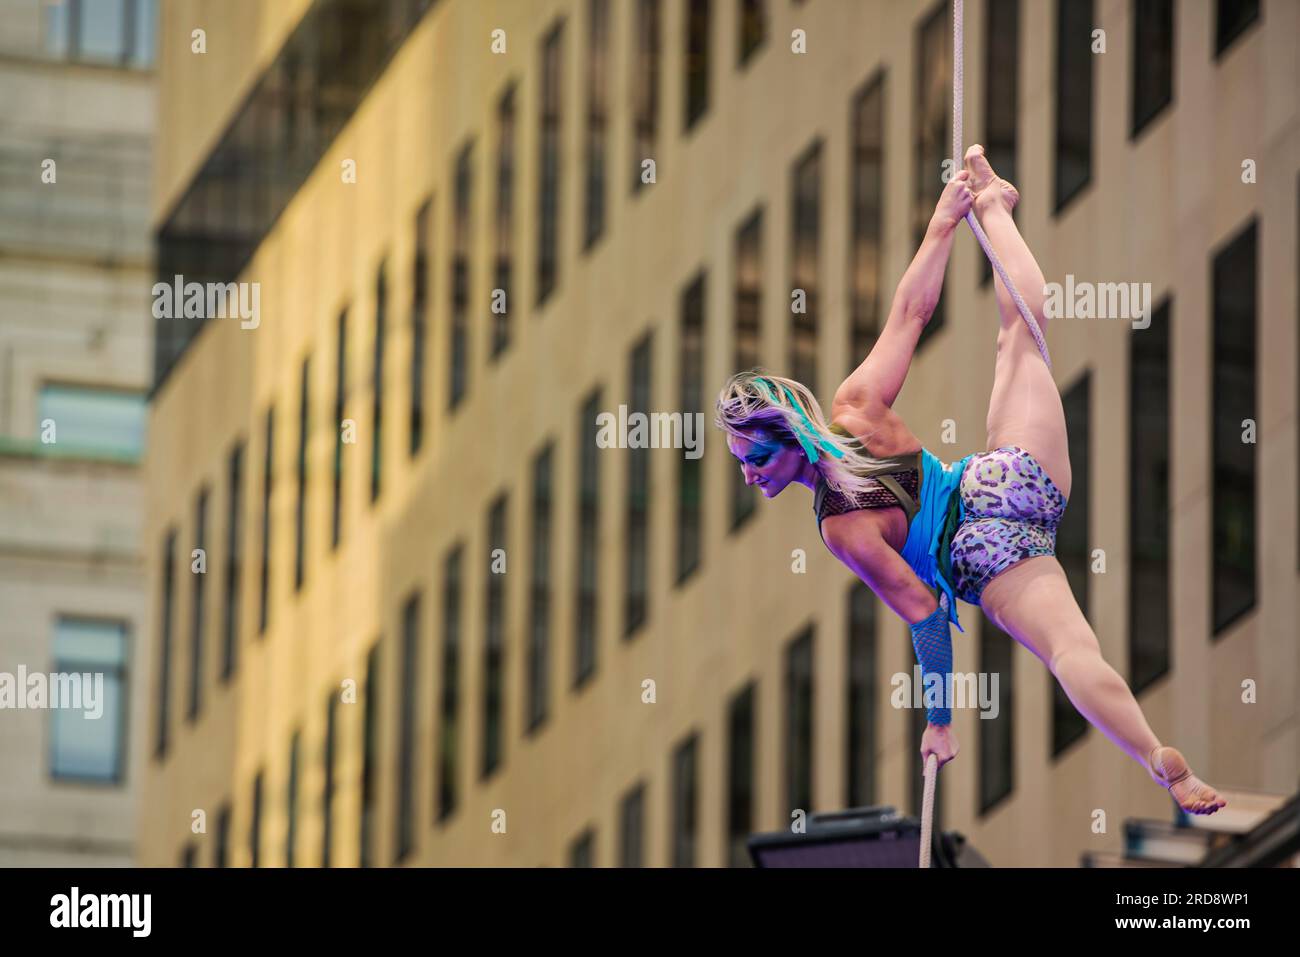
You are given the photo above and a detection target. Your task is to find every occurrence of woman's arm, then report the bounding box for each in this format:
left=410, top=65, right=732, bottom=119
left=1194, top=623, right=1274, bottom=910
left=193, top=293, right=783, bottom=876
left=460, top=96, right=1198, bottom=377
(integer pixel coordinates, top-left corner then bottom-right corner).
left=834, top=171, right=974, bottom=413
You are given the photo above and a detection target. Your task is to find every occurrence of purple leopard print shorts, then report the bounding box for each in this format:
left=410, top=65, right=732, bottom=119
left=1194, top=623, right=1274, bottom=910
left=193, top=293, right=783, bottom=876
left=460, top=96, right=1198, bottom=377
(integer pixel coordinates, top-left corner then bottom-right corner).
left=949, top=446, right=1068, bottom=606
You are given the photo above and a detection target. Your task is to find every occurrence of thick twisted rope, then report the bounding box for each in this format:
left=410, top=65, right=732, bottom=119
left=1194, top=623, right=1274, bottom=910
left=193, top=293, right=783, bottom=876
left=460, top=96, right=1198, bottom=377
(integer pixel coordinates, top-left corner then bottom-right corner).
left=952, top=0, right=1052, bottom=370
left=920, top=752, right=938, bottom=868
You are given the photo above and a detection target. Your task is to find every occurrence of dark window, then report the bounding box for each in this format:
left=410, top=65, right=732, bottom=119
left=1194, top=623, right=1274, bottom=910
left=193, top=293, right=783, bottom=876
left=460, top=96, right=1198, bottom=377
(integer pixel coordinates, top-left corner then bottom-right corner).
left=538, top=23, right=564, bottom=305
left=1215, top=0, right=1259, bottom=58
left=620, top=782, right=646, bottom=867
left=738, top=0, right=767, bottom=66
left=982, top=0, right=1017, bottom=284
left=50, top=619, right=128, bottom=782
left=214, top=803, right=230, bottom=868
left=438, top=545, right=463, bottom=822
left=1131, top=0, right=1174, bottom=138
left=631, top=0, right=661, bottom=192
left=322, top=688, right=337, bottom=867
left=332, top=309, right=347, bottom=548
left=846, top=582, right=876, bottom=808
left=360, top=641, right=380, bottom=867
left=684, top=0, right=711, bottom=130
left=154, top=529, right=175, bottom=758
left=585, top=0, right=610, bottom=248
left=1129, top=300, right=1171, bottom=691
left=726, top=682, right=755, bottom=867
left=451, top=142, right=473, bottom=409
left=249, top=770, right=263, bottom=868
left=494, top=88, right=515, bottom=359
left=1055, top=373, right=1091, bottom=755
left=979, top=618, right=1014, bottom=813
left=1212, top=220, right=1257, bottom=634
left=411, top=200, right=431, bottom=452
left=732, top=210, right=762, bottom=530
left=1054, top=0, right=1094, bottom=213
left=181, top=844, right=197, bottom=867
left=258, top=406, right=274, bottom=636
left=222, top=442, right=243, bottom=680
left=914, top=1, right=951, bottom=346
left=625, top=334, right=653, bottom=637
left=850, top=72, right=886, bottom=357
left=527, top=446, right=554, bottom=731
left=784, top=626, right=814, bottom=816
left=483, top=495, right=507, bottom=778
left=286, top=730, right=300, bottom=867
left=396, top=593, right=419, bottom=862
left=45, top=0, right=158, bottom=68
left=575, top=389, right=601, bottom=687
left=371, top=261, right=387, bottom=502
left=295, top=356, right=310, bottom=590
left=677, top=272, right=705, bottom=583
left=188, top=487, right=208, bottom=720
left=790, top=141, right=821, bottom=394
left=569, top=828, right=596, bottom=867
left=671, top=733, right=698, bottom=867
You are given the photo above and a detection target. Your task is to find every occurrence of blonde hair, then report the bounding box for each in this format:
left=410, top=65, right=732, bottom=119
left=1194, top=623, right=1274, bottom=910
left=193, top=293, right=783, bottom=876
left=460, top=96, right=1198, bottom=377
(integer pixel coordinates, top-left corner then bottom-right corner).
left=713, top=368, right=902, bottom=500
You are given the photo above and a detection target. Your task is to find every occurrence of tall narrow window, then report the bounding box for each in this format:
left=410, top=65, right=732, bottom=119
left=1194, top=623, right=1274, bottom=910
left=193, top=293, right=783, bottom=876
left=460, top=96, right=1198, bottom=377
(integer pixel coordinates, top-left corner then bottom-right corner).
left=726, top=683, right=755, bottom=867
left=684, top=0, right=711, bottom=130
left=1129, top=300, right=1171, bottom=691
left=538, top=23, right=564, bottom=305
left=188, top=487, right=208, bottom=721
left=677, top=273, right=705, bottom=582
left=790, top=141, right=822, bottom=393
left=1131, top=0, right=1174, bottom=138
left=438, top=545, right=462, bottom=822
left=51, top=618, right=128, bottom=782
left=322, top=688, right=337, bottom=867
left=222, top=442, right=243, bottom=680
left=396, top=592, right=419, bottom=862
left=585, top=0, right=610, bottom=248
left=295, top=356, right=310, bottom=590
left=1054, top=0, right=1094, bottom=213
left=1214, top=0, right=1259, bottom=58
left=286, top=731, right=300, bottom=867
left=258, top=406, right=274, bottom=636
left=331, top=309, right=347, bottom=548
left=494, top=88, right=515, bottom=359
left=732, top=210, right=762, bottom=530
left=784, top=626, right=813, bottom=816
left=620, top=782, right=646, bottom=867
left=979, top=618, right=1014, bottom=813
left=850, top=72, right=886, bottom=364
left=631, top=0, right=661, bottom=193
left=214, top=803, right=230, bottom=868
left=371, top=262, right=387, bottom=502
left=671, top=733, right=698, bottom=867
left=908, top=702, right=931, bottom=822
left=451, top=142, right=473, bottom=407
left=1055, top=372, right=1090, bottom=755
left=914, top=2, right=951, bottom=345
left=411, top=199, right=431, bottom=453
left=527, top=445, right=554, bottom=731
left=846, top=582, right=876, bottom=809
left=1212, top=220, right=1257, bottom=634
left=569, top=829, right=596, bottom=867
left=249, top=770, right=263, bottom=868
left=360, top=641, right=379, bottom=867
left=483, top=495, right=507, bottom=778
left=575, top=389, right=601, bottom=686
left=738, top=0, right=766, bottom=66
left=154, top=529, right=175, bottom=758
left=983, top=0, right=1017, bottom=284
left=625, top=334, right=652, bottom=637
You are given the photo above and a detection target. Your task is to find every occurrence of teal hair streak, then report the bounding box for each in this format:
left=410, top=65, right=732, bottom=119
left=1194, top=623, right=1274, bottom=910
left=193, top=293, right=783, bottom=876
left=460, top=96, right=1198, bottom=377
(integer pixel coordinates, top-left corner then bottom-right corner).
left=753, top=376, right=846, bottom=464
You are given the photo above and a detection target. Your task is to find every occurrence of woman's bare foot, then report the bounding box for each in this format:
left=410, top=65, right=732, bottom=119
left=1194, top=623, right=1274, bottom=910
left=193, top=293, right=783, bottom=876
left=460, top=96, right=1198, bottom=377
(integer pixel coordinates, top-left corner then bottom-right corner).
left=964, top=144, right=1020, bottom=215
left=1147, top=746, right=1227, bottom=816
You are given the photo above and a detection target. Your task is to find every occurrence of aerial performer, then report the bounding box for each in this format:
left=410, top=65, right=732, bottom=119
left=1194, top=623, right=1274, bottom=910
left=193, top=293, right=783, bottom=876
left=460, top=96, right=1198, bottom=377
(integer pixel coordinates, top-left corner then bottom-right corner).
left=713, top=145, right=1224, bottom=816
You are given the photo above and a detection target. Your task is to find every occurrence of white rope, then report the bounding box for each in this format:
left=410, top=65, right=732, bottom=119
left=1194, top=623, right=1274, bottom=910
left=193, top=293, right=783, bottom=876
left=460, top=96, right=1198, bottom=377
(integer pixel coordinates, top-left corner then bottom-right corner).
left=952, top=0, right=1053, bottom=370
left=920, top=752, right=938, bottom=868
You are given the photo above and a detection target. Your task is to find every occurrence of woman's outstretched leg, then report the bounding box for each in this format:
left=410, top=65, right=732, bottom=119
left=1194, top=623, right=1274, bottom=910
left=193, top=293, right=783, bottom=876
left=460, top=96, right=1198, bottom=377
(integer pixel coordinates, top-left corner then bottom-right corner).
left=964, top=144, right=1072, bottom=500
left=981, top=556, right=1226, bottom=815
